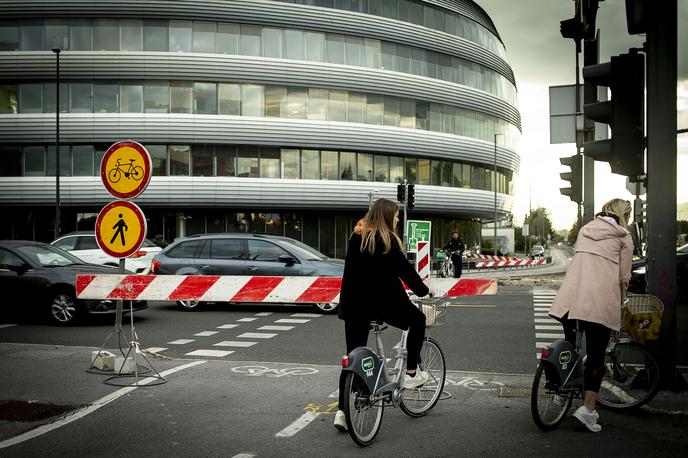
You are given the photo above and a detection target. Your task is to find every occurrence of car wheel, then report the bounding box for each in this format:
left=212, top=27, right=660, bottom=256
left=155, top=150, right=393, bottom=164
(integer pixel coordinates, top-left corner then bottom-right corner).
left=177, top=300, right=204, bottom=311
left=49, top=288, right=81, bottom=325
left=312, top=302, right=339, bottom=315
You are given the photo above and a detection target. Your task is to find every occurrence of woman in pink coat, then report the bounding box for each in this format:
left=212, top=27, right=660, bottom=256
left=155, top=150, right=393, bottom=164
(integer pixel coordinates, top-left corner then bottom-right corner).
left=549, top=198, right=633, bottom=432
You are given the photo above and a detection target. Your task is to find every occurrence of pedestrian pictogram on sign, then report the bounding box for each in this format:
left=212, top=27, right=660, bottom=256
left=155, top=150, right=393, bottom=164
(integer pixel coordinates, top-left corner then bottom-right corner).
left=100, top=141, right=152, bottom=199
left=95, top=201, right=147, bottom=258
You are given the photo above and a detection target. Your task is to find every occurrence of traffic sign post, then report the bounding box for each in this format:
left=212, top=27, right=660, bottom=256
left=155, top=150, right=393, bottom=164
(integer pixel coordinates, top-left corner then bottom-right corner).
left=88, top=140, right=163, bottom=386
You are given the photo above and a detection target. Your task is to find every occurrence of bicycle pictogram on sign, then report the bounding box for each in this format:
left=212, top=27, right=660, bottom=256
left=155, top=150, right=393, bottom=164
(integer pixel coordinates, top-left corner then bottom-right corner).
left=100, top=140, right=151, bottom=199
left=108, top=158, right=144, bottom=183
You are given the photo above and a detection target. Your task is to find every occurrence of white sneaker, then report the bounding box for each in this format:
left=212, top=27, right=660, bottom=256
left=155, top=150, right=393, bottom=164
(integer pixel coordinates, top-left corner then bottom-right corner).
left=573, top=405, right=602, bottom=432
left=333, top=410, right=347, bottom=432
left=401, top=370, right=430, bottom=389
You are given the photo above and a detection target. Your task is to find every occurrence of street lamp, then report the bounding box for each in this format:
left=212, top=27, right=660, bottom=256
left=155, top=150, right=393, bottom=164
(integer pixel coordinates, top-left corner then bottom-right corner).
left=53, top=48, right=61, bottom=238
left=493, top=133, right=501, bottom=256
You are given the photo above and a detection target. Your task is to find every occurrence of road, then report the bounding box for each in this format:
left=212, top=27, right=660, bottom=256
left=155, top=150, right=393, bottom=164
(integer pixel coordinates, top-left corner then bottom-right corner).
left=2, top=284, right=687, bottom=456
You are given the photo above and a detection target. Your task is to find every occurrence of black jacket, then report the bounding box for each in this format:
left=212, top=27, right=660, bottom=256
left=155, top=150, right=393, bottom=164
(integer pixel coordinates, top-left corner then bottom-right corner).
left=338, top=233, right=429, bottom=321
left=443, top=238, right=465, bottom=260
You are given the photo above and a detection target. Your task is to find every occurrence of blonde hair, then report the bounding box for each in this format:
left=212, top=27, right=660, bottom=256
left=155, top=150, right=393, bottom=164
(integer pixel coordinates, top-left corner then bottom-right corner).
left=361, top=198, right=402, bottom=254
left=600, top=198, right=632, bottom=229
left=353, top=218, right=366, bottom=235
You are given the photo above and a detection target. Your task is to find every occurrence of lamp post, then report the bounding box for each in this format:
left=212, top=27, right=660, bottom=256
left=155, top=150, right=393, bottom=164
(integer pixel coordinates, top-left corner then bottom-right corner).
left=493, top=133, right=501, bottom=256
left=52, top=48, right=61, bottom=238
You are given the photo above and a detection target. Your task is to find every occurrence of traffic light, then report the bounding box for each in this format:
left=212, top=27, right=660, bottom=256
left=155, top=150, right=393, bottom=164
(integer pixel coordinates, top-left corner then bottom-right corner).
left=560, top=0, right=602, bottom=42
left=407, top=184, right=415, bottom=210
left=560, top=154, right=583, bottom=203
left=396, top=183, right=405, bottom=203
left=582, top=50, right=645, bottom=178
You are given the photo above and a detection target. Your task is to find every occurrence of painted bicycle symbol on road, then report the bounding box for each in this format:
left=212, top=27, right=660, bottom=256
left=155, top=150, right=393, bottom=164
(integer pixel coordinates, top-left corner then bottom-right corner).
left=231, top=365, right=319, bottom=378
left=108, top=158, right=144, bottom=183
left=445, top=376, right=504, bottom=391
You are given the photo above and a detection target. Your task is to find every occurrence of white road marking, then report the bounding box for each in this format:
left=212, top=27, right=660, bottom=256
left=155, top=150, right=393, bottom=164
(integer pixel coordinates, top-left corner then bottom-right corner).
left=535, top=325, right=563, bottom=330
left=0, top=360, right=205, bottom=450
left=258, top=325, right=295, bottom=331
left=214, top=341, right=258, bottom=348
left=237, top=332, right=278, bottom=339
left=290, top=313, right=321, bottom=318
left=275, top=319, right=310, bottom=324
left=168, top=339, right=195, bottom=345
left=144, top=347, right=168, bottom=353
left=536, top=342, right=554, bottom=348
left=255, top=312, right=273, bottom=316
left=329, top=389, right=339, bottom=399
left=275, top=411, right=320, bottom=438
left=536, top=333, right=565, bottom=339
left=0, top=324, right=18, bottom=329
left=237, top=318, right=258, bottom=322
left=534, top=318, right=559, bottom=323
left=194, top=331, right=219, bottom=337
left=217, top=324, right=239, bottom=329
left=534, top=312, right=551, bottom=317
left=232, top=454, right=256, bottom=458
left=185, top=349, right=234, bottom=357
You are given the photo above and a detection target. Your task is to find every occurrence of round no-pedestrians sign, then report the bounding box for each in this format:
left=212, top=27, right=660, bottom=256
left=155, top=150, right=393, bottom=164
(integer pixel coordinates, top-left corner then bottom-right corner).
left=95, top=201, right=147, bottom=258
left=100, top=141, right=152, bottom=199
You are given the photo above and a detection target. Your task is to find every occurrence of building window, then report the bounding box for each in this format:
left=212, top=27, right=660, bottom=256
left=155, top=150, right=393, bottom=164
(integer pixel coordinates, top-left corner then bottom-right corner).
left=241, top=84, right=264, bottom=117
left=329, top=90, right=347, bottom=122
left=94, top=83, right=118, bottom=113
left=431, top=160, right=442, bottom=186
left=192, top=145, right=214, bottom=176
left=307, top=88, right=328, bottom=120
left=390, top=156, right=404, bottom=183
left=23, top=146, right=45, bottom=176
left=144, top=19, right=168, bottom=51
left=347, top=92, right=365, bottom=124
left=301, top=149, right=320, bottom=180
left=240, top=24, right=261, bottom=56
left=45, top=18, right=69, bottom=50
left=120, top=82, right=143, bottom=113
left=462, top=163, right=471, bottom=188
left=340, top=152, right=356, bottom=180
left=260, top=147, right=280, bottom=178
left=262, top=28, right=284, bottom=58
left=194, top=82, right=217, bottom=114
left=171, top=81, right=193, bottom=114
left=0, top=23, right=20, bottom=51
left=21, top=19, right=43, bottom=51
left=321, top=150, right=338, bottom=180
left=453, top=162, right=464, bottom=188
left=0, top=146, right=21, bottom=177
left=305, top=31, right=324, bottom=62
left=237, top=145, right=259, bottom=178
left=418, top=158, right=431, bottom=185
left=219, top=83, right=241, bottom=115
left=0, top=84, right=18, bottom=114
left=144, top=81, right=169, bottom=113
left=19, top=83, right=42, bottom=113
left=70, top=83, right=92, bottom=113
left=325, top=33, right=345, bottom=65
left=366, top=94, right=384, bottom=125
left=383, top=96, right=399, bottom=127
left=265, top=86, right=287, bottom=118
left=281, top=149, right=300, bottom=179
left=405, top=157, right=417, bottom=183
left=120, top=19, right=143, bottom=51
left=216, top=145, right=236, bottom=176
left=285, top=29, right=305, bottom=60
left=192, top=21, right=216, bottom=53
left=169, top=20, right=192, bottom=52
left=217, top=23, right=239, bottom=54
left=374, top=155, right=389, bottom=182
left=93, top=19, right=118, bottom=51
left=46, top=145, right=71, bottom=177
left=169, top=145, right=190, bottom=176
left=72, top=145, right=94, bottom=176
left=441, top=161, right=452, bottom=187
left=357, top=153, right=373, bottom=181
left=287, top=87, right=307, bottom=119
left=148, top=145, right=168, bottom=176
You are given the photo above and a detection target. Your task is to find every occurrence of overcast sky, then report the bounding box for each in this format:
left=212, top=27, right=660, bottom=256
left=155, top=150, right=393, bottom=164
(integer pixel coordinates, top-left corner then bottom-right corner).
left=475, top=0, right=688, bottom=229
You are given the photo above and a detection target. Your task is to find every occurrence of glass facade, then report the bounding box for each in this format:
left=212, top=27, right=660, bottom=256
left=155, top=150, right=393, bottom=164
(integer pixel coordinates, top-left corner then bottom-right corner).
left=8, top=81, right=518, bottom=147
left=0, top=19, right=515, bottom=104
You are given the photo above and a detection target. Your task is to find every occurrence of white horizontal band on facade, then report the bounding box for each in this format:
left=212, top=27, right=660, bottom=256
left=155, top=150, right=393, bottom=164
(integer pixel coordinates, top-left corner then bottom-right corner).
left=0, top=177, right=513, bottom=217
left=423, top=0, right=500, bottom=39
left=0, top=0, right=515, bottom=84
left=0, top=53, right=520, bottom=128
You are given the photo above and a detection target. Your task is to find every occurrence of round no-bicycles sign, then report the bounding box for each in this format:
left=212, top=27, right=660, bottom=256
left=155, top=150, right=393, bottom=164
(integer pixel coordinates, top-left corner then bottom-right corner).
left=100, top=140, right=152, bottom=199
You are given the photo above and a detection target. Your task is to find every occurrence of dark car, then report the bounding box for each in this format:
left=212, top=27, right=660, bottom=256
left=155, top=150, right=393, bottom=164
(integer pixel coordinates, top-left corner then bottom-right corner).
left=628, top=244, right=688, bottom=299
left=151, top=233, right=344, bottom=314
left=0, top=240, right=146, bottom=326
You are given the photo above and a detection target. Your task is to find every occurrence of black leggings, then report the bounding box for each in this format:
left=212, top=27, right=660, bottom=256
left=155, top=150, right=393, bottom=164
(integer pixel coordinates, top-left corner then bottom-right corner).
left=338, top=303, right=426, bottom=407
left=558, top=314, right=611, bottom=393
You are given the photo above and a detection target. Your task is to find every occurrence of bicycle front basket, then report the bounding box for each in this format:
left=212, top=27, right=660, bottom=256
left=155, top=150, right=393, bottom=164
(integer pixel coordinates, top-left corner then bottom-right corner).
left=416, top=298, right=448, bottom=328
left=623, top=294, right=664, bottom=341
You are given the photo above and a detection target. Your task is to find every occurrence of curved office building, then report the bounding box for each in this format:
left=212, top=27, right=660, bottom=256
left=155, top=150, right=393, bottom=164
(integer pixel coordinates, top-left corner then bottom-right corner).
left=0, top=0, right=520, bottom=258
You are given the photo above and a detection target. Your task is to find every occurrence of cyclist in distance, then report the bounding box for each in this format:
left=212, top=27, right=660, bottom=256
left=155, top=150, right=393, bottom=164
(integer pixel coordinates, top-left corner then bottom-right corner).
left=548, top=198, right=634, bottom=432
left=333, top=198, right=434, bottom=431
left=442, top=230, right=466, bottom=278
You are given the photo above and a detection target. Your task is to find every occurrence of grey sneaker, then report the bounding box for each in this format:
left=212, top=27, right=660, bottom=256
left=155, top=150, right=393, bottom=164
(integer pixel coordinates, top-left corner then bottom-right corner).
left=333, top=410, right=347, bottom=432
left=401, top=370, right=430, bottom=389
left=573, top=405, right=602, bottom=432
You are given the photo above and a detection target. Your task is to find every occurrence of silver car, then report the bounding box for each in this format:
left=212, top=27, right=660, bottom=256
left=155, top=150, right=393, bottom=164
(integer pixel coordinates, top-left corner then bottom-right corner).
left=529, top=244, right=546, bottom=259
left=151, top=233, right=344, bottom=314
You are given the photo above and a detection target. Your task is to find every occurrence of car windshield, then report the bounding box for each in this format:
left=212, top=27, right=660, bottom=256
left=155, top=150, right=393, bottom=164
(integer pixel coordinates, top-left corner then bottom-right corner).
left=281, top=239, right=328, bottom=261
left=16, top=244, right=84, bottom=267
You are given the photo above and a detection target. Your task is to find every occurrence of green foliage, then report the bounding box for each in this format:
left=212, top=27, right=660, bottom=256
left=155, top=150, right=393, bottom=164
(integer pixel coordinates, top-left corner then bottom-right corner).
left=525, top=207, right=555, bottom=245
left=567, top=220, right=580, bottom=245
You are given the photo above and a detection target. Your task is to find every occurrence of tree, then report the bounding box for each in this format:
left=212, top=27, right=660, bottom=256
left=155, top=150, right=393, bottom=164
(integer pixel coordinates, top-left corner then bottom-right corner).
left=526, top=208, right=555, bottom=245
left=567, top=220, right=580, bottom=245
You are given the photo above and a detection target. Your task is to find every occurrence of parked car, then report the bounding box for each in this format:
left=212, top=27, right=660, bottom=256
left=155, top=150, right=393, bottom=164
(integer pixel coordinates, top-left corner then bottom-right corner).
left=51, top=231, right=162, bottom=274
left=529, top=245, right=546, bottom=259
left=628, top=244, right=688, bottom=299
left=0, top=240, right=146, bottom=325
left=151, top=233, right=344, bottom=314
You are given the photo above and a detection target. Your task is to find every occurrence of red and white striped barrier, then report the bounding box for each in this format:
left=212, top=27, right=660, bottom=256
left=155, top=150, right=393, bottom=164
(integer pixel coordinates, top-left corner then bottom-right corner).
left=76, top=275, right=497, bottom=303
left=468, top=253, right=520, bottom=261
left=474, top=259, right=547, bottom=268
left=416, top=241, right=430, bottom=280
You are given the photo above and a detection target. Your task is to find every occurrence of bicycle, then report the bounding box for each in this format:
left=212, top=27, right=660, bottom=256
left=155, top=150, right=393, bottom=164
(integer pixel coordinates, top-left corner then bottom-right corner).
left=108, top=158, right=144, bottom=183
left=438, top=250, right=460, bottom=278
left=531, top=294, right=663, bottom=431
left=341, top=296, right=447, bottom=447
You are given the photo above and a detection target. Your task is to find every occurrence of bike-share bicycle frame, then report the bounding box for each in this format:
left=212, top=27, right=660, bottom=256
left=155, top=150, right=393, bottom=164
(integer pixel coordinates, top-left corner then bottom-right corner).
left=539, top=324, right=584, bottom=392
left=342, top=324, right=410, bottom=404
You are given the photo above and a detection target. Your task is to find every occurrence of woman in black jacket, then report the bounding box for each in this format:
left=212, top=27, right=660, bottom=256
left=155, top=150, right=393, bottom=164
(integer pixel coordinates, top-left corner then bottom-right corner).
left=333, top=198, right=433, bottom=431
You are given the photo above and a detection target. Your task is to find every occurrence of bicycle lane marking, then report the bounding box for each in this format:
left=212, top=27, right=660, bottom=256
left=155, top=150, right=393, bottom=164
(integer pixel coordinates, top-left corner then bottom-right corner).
left=0, top=360, right=206, bottom=450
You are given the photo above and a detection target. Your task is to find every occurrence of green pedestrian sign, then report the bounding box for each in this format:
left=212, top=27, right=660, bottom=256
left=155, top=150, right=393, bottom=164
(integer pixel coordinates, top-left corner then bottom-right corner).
left=406, top=220, right=431, bottom=253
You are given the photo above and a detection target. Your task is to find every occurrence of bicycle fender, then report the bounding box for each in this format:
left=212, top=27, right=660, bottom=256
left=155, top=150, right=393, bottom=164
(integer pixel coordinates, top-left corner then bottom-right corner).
left=540, top=339, right=579, bottom=386
left=343, top=347, right=388, bottom=394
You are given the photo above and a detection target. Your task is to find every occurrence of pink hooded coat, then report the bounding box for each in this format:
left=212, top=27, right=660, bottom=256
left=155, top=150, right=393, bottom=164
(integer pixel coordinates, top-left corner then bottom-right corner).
left=549, top=216, right=634, bottom=331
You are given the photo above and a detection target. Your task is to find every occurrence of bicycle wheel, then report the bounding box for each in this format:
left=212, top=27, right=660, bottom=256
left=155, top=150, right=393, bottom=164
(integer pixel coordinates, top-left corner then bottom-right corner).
left=342, top=372, right=384, bottom=447
left=400, top=337, right=446, bottom=417
left=531, top=363, right=573, bottom=431
left=108, top=168, right=121, bottom=183
left=131, top=165, right=144, bottom=181
left=597, top=342, right=660, bottom=410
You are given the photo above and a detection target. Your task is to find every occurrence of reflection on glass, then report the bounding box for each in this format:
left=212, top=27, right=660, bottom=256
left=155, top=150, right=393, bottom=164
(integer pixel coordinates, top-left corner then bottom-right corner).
left=262, top=28, right=284, bottom=58
left=144, top=19, right=168, bottom=51
left=169, top=20, right=192, bottom=52
left=287, top=88, right=307, bottom=119
left=260, top=147, right=280, bottom=178
left=120, top=83, right=143, bottom=113
left=418, top=158, right=430, bottom=185
left=45, top=18, right=68, bottom=50
left=216, top=145, right=236, bottom=176
left=218, top=23, right=239, bottom=54
left=192, top=145, right=214, bottom=176
left=390, top=156, right=404, bottom=183
left=357, top=153, right=373, bottom=181
left=431, top=160, right=441, bottom=186
left=405, top=157, right=417, bottom=183
left=219, top=83, right=242, bottom=115
left=169, top=145, right=190, bottom=176
left=171, top=81, right=193, bottom=114
left=72, top=145, right=94, bottom=176
left=193, top=21, right=216, bottom=53
left=308, top=88, right=328, bottom=120
left=23, top=146, right=45, bottom=176
left=120, top=19, right=143, bottom=51
left=240, top=24, right=261, bottom=56
left=194, top=82, right=217, bottom=114
left=321, top=150, right=338, bottom=180
left=238, top=146, right=259, bottom=178
left=93, top=19, right=118, bottom=50
left=285, top=29, right=305, bottom=60
left=241, top=84, right=264, bottom=116
left=94, top=83, right=118, bottom=113
left=265, top=86, right=287, bottom=118
left=148, top=144, right=167, bottom=176
left=301, top=149, right=319, bottom=179
left=70, top=83, right=92, bottom=113
left=144, top=81, right=169, bottom=113
left=19, top=84, right=42, bottom=113
left=46, top=145, right=71, bottom=177
left=0, top=23, right=20, bottom=51
left=281, top=149, right=300, bottom=179
left=305, top=31, right=324, bottom=61
left=339, top=152, right=355, bottom=180
left=21, top=19, right=43, bottom=51
left=374, top=155, right=389, bottom=182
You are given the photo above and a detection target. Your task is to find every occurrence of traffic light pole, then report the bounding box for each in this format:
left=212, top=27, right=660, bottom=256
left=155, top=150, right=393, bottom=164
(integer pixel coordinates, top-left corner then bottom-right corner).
left=402, top=179, right=408, bottom=254
left=645, top=0, right=681, bottom=387
left=582, top=35, right=598, bottom=225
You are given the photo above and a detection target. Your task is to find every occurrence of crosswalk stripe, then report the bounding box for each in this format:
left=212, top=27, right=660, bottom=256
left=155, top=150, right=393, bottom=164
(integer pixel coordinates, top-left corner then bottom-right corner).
left=534, top=312, right=551, bottom=317
left=214, top=341, right=258, bottom=348
left=534, top=318, right=558, bottom=323
left=535, top=325, right=563, bottom=330
left=536, top=333, right=565, bottom=339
